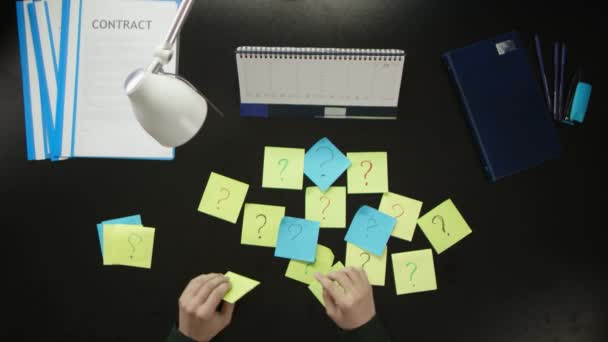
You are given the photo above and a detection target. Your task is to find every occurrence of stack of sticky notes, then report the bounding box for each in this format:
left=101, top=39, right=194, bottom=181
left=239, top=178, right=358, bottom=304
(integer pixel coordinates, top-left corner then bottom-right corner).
left=97, top=215, right=155, bottom=269
left=195, top=136, right=474, bottom=302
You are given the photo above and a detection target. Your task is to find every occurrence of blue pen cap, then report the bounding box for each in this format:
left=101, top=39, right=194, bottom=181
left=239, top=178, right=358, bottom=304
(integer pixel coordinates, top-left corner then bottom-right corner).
left=570, top=82, right=592, bottom=123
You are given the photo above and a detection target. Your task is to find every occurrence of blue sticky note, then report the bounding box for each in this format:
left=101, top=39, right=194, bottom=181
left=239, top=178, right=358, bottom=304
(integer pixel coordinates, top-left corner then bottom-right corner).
left=344, top=206, right=396, bottom=256
left=274, top=216, right=320, bottom=262
left=304, top=138, right=352, bottom=192
left=97, top=215, right=142, bottom=256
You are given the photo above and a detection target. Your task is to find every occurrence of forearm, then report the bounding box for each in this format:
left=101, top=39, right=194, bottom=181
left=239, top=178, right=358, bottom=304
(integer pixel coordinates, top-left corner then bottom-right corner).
left=339, top=316, right=391, bottom=342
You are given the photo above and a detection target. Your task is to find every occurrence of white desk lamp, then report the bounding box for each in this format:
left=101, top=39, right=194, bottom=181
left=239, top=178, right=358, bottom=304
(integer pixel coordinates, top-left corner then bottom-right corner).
left=125, top=0, right=221, bottom=148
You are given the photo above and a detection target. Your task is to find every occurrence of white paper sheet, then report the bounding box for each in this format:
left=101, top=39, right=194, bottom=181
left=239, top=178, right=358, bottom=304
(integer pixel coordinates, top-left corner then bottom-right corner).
left=59, top=0, right=177, bottom=159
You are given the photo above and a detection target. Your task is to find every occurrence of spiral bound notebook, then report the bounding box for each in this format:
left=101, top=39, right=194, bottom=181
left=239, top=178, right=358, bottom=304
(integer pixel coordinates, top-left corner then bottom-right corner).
left=235, top=47, right=405, bottom=119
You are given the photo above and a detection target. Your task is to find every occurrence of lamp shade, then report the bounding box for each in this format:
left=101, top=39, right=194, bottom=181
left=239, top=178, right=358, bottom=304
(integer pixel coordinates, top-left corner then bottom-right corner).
left=125, top=69, right=207, bottom=147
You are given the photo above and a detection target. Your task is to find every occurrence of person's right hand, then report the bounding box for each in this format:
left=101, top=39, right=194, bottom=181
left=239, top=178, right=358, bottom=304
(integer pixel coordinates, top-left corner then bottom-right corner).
left=178, top=273, right=234, bottom=342
left=314, top=267, right=376, bottom=331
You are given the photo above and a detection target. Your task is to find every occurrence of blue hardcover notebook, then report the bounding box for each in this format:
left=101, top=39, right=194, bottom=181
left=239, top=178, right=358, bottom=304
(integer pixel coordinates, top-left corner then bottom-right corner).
left=443, top=31, right=560, bottom=182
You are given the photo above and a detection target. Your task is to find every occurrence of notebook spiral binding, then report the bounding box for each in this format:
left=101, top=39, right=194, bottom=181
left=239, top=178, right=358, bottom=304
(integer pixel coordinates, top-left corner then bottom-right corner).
left=236, top=47, right=405, bottom=61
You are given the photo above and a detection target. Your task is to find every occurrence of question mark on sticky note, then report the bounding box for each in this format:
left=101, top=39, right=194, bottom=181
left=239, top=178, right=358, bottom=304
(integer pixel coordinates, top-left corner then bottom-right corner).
left=320, top=196, right=331, bottom=220
left=360, top=252, right=371, bottom=270
left=278, top=158, right=289, bottom=181
left=256, top=214, right=267, bottom=239
left=392, top=204, right=405, bottom=218
left=432, top=215, right=449, bottom=236
left=360, top=160, right=373, bottom=186
left=316, top=146, right=334, bottom=177
left=305, top=263, right=312, bottom=274
left=288, top=224, right=303, bottom=240
left=216, top=188, right=230, bottom=209
left=128, top=233, right=143, bottom=260
left=405, top=262, right=417, bottom=287
left=365, top=218, right=378, bottom=238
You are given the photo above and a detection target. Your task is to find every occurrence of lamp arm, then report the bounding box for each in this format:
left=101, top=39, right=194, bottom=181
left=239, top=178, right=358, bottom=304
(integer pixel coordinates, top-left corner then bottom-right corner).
left=147, top=0, right=196, bottom=73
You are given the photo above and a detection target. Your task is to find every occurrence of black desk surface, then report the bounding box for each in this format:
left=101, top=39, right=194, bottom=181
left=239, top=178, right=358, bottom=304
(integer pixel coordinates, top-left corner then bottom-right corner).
left=1, top=0, right=606, bottom=341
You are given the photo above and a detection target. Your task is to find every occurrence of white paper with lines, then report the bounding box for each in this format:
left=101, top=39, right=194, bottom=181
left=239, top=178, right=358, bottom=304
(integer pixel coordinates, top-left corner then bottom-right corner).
left=236, top=47, right=405, bottom=108
left=60, top=0, right=176, bottom=159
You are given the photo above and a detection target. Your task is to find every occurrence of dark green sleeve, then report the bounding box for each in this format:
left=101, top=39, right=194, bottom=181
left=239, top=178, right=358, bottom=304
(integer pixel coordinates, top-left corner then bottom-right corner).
left=338, top=316, right=391, bottom=342
left=166, top=326, right=195, bottom=342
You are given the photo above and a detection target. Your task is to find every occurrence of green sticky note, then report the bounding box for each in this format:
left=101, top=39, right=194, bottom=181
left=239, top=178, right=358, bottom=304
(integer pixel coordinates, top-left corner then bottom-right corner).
left=308, top=261, right=345, bottom=306
left=285, top=244, right=335, bottom=285
left=417, top=199, right=472, bottom=254
left=378, top=192, right=423, bottom=242
left=392, top=249, right=437, bottom=295
left=223, top=271, right=260, bottom=304
left=103, top=225, right=155, bottom=269
left=241, top=203, right=285, bottom=247
left=198, top=172, right=249, bottom=224
left=346, top=152, right=388, bottom=194
left=262, top=146, right=305, bottom=190
left=305, top=186, right=346, bottom=228
left=345, top=242, right=387, bottom=286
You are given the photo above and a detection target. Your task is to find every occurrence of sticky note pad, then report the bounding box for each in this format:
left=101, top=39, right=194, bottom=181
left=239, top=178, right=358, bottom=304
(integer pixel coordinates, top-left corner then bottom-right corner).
left=262, top=146, right=305, bottom=190
left=241, top=203, right=285, bottom=247
left=274, top=216, right=320, bottom=262
left=346, top=152, right=388, bottom=194
left=198, top=172, right=249, bottom=224
left=345, top=243, right=387, bottom=286
left=96, top=214, right=142, bottom=256
left=309, top=261, right=345, bottom=306
left=223, top=271, right=260, bottom=303
left=304, top=138, right=351, bottom=192
left=103, top=225, right=155, bottom=268
left=305, top=186, right=346, bottom=228
left=417, top=199, right=472, bottom=254
left=378, top=193, right=423, bottom=242
left=344, top=205, right=396, bottom=256
left=392, top=249, right=437, bottom=295
left=286, top=245, right=334, bottom=284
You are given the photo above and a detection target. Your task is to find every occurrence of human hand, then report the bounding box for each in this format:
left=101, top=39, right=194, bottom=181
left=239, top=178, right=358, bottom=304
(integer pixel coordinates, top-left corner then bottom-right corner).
left=178, top=273, right=234, bottom=342
left=314, top=267, right=376, bottom=330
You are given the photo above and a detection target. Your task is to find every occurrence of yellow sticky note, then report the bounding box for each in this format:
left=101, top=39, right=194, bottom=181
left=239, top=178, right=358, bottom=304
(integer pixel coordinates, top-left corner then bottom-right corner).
left=308, top=261, right=345, bottom=306
left=345, top=242, right=387, bottom=286
left=417, top=199, right=472, bottom=254
left=392, top=249, right=437, bottom=295
left=285, top=245, right=334, bottom=285
left=378, top=192, right=423, bottom=242
left=262, top=146, right=305, bottom=190
left=241, top=203, right=285, bottom=247
left=103, top=225, right=155, bottom=269
left=305, top=187, right=346, bottom=228
left=223, top=271, right=260, bottom=304
left=346, top=152, right=388, bottom=194
left=198, top=172, right=249, bottom=224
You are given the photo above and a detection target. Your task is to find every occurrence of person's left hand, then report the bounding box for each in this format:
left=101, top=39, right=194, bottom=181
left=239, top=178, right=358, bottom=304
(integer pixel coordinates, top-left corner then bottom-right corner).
left=177, top=273, right=234, bottom=342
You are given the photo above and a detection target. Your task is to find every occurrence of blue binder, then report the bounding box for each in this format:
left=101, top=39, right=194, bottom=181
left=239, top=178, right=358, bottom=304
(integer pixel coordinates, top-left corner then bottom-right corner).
left=443, top=31, right=561, bottom=182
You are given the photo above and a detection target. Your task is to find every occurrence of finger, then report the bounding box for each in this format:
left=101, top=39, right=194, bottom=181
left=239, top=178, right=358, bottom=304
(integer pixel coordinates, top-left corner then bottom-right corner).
left=346, top=267, right=366, bottom=287
left=191, top=275, right=229, bottom=308
left=199, top=281, right=232, bottom=316
left=327, top=270, right=354, bottom=291
left=220, top=301, right=235, bottom=325
left=322, top=287, right=339, bottom=318
left=345, top=267, right=362, bottom=283
left=180, top=273, right=215, bottom=300
left=315, top=273, right=343, bottom=302
left=356, top=267, right=371, bottom=285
